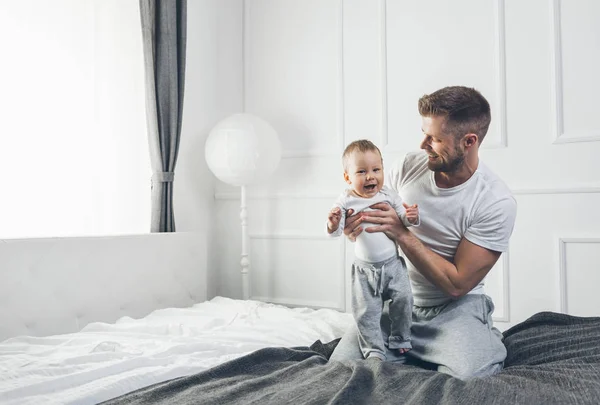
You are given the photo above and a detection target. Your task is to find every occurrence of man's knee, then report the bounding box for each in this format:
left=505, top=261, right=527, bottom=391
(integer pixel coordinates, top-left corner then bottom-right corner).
left=438, top=361, right=503, bottom=380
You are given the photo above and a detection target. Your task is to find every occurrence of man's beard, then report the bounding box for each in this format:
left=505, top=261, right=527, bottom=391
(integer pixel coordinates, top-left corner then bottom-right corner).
left=428, top=147, right=465, bottom=173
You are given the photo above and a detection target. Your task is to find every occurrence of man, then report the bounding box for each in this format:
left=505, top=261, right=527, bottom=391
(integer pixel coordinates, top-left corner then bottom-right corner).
left=329, top=86, right=517, bottom=379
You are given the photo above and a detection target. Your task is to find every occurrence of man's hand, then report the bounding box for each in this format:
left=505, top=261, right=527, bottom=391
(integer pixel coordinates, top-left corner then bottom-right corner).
left=403, top=202, right=419, bottom=225
left=362, top=202, right=410, bottom=242
left=342, top=209, right=363, bottom=241
left=327, top=207, right=342, bottom=234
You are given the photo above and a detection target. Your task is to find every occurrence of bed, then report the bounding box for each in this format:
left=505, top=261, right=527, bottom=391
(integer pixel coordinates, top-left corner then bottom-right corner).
left=4, top=304, right=600, bottom=405
left=101, top=310, right=600, bottom=405
left=0, top=296, right=353, bottom=404
left=2, top=234, right=600, bottom=404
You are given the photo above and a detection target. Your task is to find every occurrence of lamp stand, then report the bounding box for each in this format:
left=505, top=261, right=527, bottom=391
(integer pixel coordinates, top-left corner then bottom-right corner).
left=240, top=185, right=250, bottom=300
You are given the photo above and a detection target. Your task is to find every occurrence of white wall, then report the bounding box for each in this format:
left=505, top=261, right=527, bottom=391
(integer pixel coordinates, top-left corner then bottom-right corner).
left=176, top=0, right=244, bottom=299
left=214, top=0, right=600, bottom=329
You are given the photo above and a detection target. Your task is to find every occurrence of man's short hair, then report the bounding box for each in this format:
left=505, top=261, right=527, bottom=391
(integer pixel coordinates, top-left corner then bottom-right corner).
left=342, top=139, right=382, bottom=171
left=418, top=86, right=491, bottom=143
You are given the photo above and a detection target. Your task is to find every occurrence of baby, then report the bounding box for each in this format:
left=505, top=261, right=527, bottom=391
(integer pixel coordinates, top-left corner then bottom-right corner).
left=327, top=139, right=419, bottom=361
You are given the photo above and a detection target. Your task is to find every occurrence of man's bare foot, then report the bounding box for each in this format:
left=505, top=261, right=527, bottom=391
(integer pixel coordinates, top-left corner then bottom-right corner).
left=398, top=348, right=411, bottom=355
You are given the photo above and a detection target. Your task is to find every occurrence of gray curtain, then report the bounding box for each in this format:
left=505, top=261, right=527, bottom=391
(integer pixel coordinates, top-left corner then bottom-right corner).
left=139, top=0, right=187, bottom=232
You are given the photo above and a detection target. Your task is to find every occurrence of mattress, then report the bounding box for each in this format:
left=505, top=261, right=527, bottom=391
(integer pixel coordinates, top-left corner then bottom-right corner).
left=0, top=297, right=353, bottom=405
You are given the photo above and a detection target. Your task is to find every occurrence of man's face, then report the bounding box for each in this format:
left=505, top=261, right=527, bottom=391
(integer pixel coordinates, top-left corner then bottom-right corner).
left=420, top=115, right=465, bottom=173
left=344, top=150, right=385, bottom=198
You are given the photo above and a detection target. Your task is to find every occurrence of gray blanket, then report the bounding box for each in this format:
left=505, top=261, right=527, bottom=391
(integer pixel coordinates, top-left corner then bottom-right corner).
left=102, top=311, right=600, bottom=405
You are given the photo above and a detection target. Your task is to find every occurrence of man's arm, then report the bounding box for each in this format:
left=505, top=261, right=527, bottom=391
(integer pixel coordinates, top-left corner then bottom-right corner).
left=396, top=231, right=500, bottom=298
left=358, top=202, right=501, bottom=298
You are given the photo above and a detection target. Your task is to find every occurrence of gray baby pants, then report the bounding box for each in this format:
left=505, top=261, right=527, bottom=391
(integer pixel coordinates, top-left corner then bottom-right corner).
left=351, top=255, right=413, bottom=360
left=331, top=293, right=507, bottom=379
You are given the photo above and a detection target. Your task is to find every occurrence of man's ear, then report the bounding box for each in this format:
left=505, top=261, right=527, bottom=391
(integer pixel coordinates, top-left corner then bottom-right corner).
left=343, top=172, right=352, bottom=184
left=464, top=134, right=478, bottom=148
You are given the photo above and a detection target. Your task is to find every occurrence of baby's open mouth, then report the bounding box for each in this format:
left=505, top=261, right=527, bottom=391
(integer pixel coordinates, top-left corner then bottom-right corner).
left=365, top=184, right=376, bottom=190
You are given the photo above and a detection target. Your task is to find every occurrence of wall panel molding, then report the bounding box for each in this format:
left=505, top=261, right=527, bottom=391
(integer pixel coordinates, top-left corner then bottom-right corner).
left=248, top=233, right=346, bottom=311
left=553, top=134, right=600, bottom=144
left=248, top=296, right=343, bottom=310
left=281, top=149, right=340, bottom=158
left=337, top=0, right=346, bottom=155
left=550, top=0, right=600, bottom=144
left=242, top=0, right=249, bottom=112
left=215, top=191, right=338, bottom=200
left=511, top=187, right=600, bottom=195
left=215, top=186, right=600, bottom=200
left=493, top=252, right=510, bottom=322
left=379, top=0, right=388, bottom=149
left=246, top=0, right=345, bottom=160
left=382, top=0, right=507, bottom=152
left=249, top=233, right=335, bottom=240
left=558, top=237, right=600, bottom=313
left=491, top=0, right=508, bottom=149
left=550, top=0, right=565, bottom=144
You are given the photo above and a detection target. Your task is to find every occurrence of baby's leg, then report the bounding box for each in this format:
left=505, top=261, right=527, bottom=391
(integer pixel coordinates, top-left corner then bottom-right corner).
left=351, top=262, right=386, bottom=360
left=386, top=258, right=413, bottom=354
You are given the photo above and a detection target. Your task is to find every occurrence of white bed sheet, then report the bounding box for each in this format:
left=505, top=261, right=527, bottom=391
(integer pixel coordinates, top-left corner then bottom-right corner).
left=0, top=297, right=352, bottom=405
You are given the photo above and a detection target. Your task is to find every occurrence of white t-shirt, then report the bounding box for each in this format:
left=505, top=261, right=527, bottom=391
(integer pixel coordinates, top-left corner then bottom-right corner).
left=329, top=187, right=418, bottom=263
left=388, top=151, right=517, bottom=306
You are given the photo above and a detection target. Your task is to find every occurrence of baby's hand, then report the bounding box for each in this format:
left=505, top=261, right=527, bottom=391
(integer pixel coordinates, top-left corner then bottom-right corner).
left=403, top=203, right=419, bottom=225
left=327, top=207, right=342, bottom=233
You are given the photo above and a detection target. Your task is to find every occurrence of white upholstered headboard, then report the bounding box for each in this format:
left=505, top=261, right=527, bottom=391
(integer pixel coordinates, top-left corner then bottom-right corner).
left=0, top=232, right=206, bottom=341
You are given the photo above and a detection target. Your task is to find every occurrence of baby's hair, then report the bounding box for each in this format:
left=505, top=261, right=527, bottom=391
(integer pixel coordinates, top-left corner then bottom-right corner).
left=342, top=139, right=382, bottom=171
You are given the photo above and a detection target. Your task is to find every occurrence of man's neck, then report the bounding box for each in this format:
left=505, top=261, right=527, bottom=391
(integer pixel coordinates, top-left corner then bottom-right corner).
left=434, top=156, right=479, bottom=188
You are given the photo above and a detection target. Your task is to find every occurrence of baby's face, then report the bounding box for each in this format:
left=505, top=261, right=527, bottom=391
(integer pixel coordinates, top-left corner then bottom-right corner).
left=344, top=150, right=384, bottom=198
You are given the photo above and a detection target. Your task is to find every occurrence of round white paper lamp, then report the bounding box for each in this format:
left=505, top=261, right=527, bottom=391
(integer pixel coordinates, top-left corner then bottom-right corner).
left=205, top=113, right=281, bottom=186
left=205, top=113, right=282, bottom=299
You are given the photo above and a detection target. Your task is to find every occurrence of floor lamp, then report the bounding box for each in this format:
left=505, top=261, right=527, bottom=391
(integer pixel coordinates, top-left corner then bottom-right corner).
left=205, top=113, right=282, bottom=300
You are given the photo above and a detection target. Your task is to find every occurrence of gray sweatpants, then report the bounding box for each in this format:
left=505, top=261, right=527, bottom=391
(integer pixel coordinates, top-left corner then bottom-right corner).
left=332, top=293, right=506, bottom=379
left=351, top=255, right=413, bottom=360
